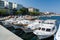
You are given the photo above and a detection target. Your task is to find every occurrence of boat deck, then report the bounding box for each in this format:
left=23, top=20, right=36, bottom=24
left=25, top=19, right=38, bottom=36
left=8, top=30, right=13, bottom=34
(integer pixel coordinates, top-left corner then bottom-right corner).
left=13, top=25, right=33, bottom=33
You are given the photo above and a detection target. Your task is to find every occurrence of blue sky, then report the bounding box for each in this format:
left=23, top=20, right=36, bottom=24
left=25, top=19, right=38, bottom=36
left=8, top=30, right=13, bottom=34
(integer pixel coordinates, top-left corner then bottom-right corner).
left=7, top=0, right=60, bottom=14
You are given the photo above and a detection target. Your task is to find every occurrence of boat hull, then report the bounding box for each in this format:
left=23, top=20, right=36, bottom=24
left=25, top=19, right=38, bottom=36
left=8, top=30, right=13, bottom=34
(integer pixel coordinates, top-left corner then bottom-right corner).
left=37, top=35, right=53, bottom=39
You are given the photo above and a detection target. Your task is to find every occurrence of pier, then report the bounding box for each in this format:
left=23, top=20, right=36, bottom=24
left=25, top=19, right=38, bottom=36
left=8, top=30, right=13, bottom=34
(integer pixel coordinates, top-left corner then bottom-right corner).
left=0, top=25, right=23, bottom=40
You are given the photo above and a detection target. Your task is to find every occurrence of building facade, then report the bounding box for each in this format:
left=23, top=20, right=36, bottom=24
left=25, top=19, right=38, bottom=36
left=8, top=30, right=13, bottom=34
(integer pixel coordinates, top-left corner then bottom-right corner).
left=0, top=0, right=23, bottom=9
left=0, top=1, right=9, bottom=9
left=4, top=1, right=9, bottom=8
left=44, top=12, right=56, bottom=15
left=12, top=3, right=17, bottom=9
left=17, top=4, right=23, bottom=10
left=0, top=0, right=23, bottom=15
left=28, top=7, right=39, bottom=12
left=0, top=1, right=4, bottom=9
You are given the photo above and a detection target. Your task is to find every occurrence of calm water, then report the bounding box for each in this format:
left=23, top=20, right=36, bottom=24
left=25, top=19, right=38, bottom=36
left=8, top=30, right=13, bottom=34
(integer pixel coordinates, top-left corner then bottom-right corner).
left=39, top=16, right=60, bottom=25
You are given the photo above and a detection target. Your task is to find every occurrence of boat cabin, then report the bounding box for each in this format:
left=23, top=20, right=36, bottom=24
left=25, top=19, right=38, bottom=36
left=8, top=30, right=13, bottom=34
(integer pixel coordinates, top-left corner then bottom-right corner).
left=44, top=19, right=56, bottom=24
left=37, top=23, right=56, bottom=32
left=27, top=23, right=56, bottom=32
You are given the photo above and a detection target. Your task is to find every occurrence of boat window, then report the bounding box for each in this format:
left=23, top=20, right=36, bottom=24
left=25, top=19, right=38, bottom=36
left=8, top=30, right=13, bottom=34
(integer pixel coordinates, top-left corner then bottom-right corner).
left=50, top=23, right=53, bottom=24
left=39, top=27, right=41, bottom=30
left=28, top=28, right=31, bottom=29
left=42, top=28, right=45, bottom=31
left=32, top=26, right=33, bottom=27
left=52, top=27, right=55, bottom=31
left=26, top=22, right=28, bottom=23
left=39, top=21, right=40, bottom=23
left=47, top=23, right=53, bottom=24
left=46, top=29, right=51, bottom=32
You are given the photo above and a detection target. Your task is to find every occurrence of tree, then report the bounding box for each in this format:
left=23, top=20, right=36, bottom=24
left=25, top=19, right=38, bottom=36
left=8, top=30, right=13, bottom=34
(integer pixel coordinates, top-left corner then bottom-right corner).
left=12, top=8, right=17, bottom=15
left=15, top=10, right=22, bottom=15
left=19, top=7, right=28, bottom=15
left=0, top=9, right=8, bottom=16
left=29, top=12, right=40, bottom=16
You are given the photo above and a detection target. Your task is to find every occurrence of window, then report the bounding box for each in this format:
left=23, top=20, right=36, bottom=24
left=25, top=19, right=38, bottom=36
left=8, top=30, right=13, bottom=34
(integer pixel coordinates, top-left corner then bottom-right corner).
left=50, top=23, right=53, bottom=24
left=39, top=21, right=40, bottom=23
left=26, top=22, right=28, bottom=23
left=52, top=27, right=55, bottom=31
left=0, top=1, right=4, bottom=7
left=46, top=29, right=51, bottom=32
left=39, top=27, right=41, bottom=30
left=42, top=28, right=45, bottom=31
left=28, top=28, right=31, bottom=30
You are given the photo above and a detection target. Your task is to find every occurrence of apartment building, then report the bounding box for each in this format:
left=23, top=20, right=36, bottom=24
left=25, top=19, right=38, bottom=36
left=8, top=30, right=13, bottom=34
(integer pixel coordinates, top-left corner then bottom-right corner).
left=0, top=1, right=8, bottom=9
left=0, top=0, right=23, bottom=14
left=28, top=7, right=39, bottom=12
left=0, top=0, right=23, bottom=9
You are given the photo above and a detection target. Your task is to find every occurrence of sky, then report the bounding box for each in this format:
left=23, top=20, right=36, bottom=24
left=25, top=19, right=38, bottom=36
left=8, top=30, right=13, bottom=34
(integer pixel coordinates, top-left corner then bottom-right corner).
left=4, top=0, right=60, bottom=14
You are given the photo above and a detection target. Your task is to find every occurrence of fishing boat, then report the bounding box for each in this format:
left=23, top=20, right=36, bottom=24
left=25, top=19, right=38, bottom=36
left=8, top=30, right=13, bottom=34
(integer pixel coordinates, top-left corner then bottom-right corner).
left=2, top=18, right=16, bottom=25
left=12, top=19, right=43, bottom=32
left=33, top=20, right=57, bottom=39
left=54, top=24, right=60, bottom=40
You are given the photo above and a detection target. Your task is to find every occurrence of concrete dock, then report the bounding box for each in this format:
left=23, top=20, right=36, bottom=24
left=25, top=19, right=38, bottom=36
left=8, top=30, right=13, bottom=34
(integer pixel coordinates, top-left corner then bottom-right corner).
left=0, top=25, right=23, bottom=40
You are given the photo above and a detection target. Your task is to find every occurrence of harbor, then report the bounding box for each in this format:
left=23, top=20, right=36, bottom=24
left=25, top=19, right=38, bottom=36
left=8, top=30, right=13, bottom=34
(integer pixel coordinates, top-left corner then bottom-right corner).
left=0, top=0, right=60, bottom=40
left=0, top=15, right=60, bottom=40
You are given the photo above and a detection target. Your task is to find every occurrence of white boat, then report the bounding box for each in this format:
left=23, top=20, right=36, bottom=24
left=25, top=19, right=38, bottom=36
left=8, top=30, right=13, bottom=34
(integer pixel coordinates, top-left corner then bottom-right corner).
left=12, top=20, right=32, bottom=29
left=2, top=18, right=16, bottom=26
left=2, top=16, right=24, bottom=26
left=23, top=20, right=43, bottom=33
left=12, top=20, right=43, bottom=33
left=44, top=19, right=56, bottom=24
left=33, top=20, right=57, bottom=39
left=54, top=24, right=60, bottom=40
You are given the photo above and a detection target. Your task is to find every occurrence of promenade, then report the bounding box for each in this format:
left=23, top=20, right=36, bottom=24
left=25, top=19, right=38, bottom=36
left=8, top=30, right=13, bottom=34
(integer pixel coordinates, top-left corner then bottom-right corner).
left=0, top=25, right=23, bottom=40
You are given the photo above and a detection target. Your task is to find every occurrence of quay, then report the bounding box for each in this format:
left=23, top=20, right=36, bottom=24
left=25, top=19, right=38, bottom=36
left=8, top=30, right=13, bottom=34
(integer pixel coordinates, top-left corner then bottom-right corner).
left=0, top=25, right=23, bottom=40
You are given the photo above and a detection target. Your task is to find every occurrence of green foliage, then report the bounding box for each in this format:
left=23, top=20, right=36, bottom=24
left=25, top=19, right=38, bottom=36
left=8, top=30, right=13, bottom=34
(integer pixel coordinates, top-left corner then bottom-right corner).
left=15, top=10, right=22, bottom=15
left=12, top=8, right=17, bottom=15
left=19, top=7, right=28, bottom=15
left=0, top=9, right=10, bottom=16
left=29, top=12, right=40, bottom=16
left=14, top=7, right=28, bottom=15
left=13, top=7, right=41, bottom=15
left=0, top=9, right=8, bottom=15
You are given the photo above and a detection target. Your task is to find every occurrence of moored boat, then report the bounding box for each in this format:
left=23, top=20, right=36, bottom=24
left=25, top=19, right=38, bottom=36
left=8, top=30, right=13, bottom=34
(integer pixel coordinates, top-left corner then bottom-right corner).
left=33, top=20, right=57, bottom=39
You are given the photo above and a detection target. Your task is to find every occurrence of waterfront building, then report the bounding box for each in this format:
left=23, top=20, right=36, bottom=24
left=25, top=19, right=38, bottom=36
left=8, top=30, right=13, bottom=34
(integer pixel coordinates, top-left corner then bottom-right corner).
left=12, top=3, right=17, bottom=9
left=0, top=0, right=23, bottom=9
left=12, top=3, right=23, bottom=10
left=44, top=12, right=50, bottom=15
left=17, top=4, right=23, bottom=10
left=28, top=7, right=39, bottom=12
left=0, top=0, right=23, bottom=15
left=9, top=2, right=12, bottom=9
left=0, top=0, right=9, bottom=9
left=44, top=12, right=56, bottom=15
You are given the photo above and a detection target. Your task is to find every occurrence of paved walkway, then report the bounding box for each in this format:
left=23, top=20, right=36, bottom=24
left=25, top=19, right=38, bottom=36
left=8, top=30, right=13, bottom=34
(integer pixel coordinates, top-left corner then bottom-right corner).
left=0, top=25, right=23, bottom=40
